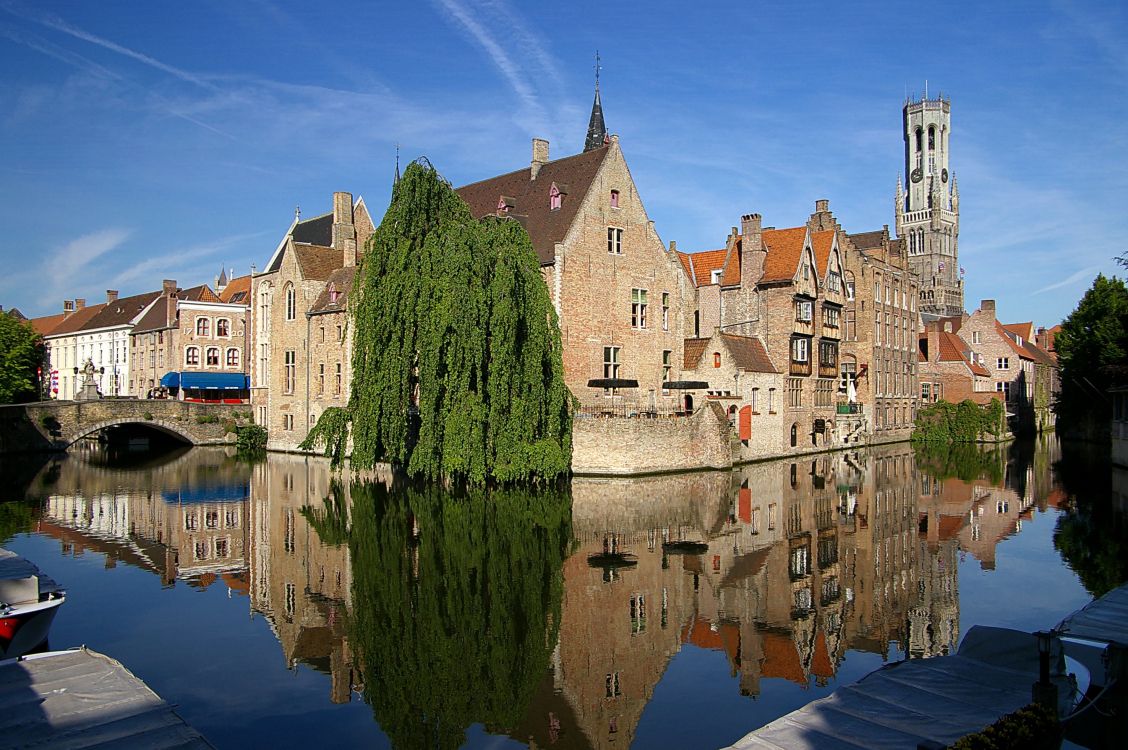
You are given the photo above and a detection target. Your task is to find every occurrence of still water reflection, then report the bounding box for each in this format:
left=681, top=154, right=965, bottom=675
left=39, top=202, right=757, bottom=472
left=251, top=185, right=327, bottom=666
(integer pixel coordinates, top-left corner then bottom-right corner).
left=0, top=436, right=1112, bottom=749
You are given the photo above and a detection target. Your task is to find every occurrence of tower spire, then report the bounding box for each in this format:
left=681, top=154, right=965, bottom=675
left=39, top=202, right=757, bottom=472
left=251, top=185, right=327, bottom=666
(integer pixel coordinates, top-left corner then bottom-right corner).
left=394, top=143, right=401, bottom=186
left=584, top=51, right=607, bottom=152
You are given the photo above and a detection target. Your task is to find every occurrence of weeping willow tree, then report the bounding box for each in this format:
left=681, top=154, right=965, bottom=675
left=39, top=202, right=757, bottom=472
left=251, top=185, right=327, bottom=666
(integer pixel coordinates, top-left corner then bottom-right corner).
left=304, top=479, right=572, bottom=749
left=303, top=160, right=572, bottom=485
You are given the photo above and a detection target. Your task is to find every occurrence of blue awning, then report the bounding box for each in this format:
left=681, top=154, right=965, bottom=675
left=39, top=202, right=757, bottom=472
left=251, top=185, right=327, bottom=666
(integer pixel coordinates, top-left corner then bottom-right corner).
left=179, top=372, right=249, bottom=390
left=160, top=372, right=179, bottom=388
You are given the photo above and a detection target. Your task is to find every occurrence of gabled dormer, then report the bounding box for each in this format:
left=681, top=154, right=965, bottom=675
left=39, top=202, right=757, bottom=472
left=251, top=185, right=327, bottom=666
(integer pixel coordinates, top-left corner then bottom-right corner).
left=549, top=182, right=568, bottom=211
left=497, top=195, right=516, bottom=214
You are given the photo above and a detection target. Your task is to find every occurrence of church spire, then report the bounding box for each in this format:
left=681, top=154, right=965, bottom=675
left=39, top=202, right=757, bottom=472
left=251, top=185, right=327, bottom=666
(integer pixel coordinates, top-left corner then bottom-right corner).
left=584, top=51, right=607, bottom=152
left=394, top=143, right=401, bottom=186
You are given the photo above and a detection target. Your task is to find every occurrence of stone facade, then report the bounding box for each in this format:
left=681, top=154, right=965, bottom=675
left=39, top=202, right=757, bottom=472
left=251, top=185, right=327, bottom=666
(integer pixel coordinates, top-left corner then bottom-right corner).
left=457, top=136, right=691, bottom=410
left=249, top=193, right=373, bottom=451
left=896, top=95, right=963, bottom=319
left=843, top=226, right=920, bottom=441
left=917, top=321, right=995, bottom=406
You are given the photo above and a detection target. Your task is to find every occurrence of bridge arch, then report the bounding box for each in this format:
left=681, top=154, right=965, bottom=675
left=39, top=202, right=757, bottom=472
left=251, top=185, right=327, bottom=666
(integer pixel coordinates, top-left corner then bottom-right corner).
left=67, top=418, right=199, bottom=448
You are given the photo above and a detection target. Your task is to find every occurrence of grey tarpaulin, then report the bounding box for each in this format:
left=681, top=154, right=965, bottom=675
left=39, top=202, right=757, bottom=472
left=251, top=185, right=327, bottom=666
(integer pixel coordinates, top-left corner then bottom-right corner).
left=1057, top=581, right=1128, bottom=647
left=0, top=648, right=213, bottom=749
left=0, top=547, right=64, bottom=598
left=726, top=626, right=1042, bottom=750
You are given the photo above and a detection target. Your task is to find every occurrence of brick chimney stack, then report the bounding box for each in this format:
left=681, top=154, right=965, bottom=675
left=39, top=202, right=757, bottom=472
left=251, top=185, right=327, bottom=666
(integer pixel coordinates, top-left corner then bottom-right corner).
left=332, top=191, right=357, bottom=268
left=741, top=213, right=765, bottom=284
left=75, top=298, right=86, bottom=310
left=980, top=299, right=996, bottom=317
left=163, top=279, right=178, bottom=327
left=531, top=138, right=549, bottom=180
left=63, top=300, right=75, bottom=317
left=927, top=323, right=940, bottom=363
left=106, top=290, right=119, bottom=303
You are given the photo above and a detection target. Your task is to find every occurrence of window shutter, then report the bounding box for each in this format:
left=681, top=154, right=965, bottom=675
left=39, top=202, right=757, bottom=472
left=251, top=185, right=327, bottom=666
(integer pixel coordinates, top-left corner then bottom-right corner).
left=739, top=405, right=752, bottom=441
left=738, top=487, right=752, bottom=523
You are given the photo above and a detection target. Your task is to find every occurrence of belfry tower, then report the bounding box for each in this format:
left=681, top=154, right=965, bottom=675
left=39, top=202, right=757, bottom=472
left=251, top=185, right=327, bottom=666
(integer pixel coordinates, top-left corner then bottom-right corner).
left=896, top=93, right=962, bottom=319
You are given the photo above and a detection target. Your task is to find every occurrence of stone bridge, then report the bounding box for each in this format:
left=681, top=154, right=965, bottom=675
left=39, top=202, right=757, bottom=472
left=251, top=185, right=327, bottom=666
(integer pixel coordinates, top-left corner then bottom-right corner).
left=0, top=399, right=250, bottom=453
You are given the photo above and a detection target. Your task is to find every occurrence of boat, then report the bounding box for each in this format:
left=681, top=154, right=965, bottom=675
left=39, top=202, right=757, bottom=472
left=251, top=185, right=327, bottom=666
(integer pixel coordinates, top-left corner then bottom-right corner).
left=0, top=548, right=66, bottom=659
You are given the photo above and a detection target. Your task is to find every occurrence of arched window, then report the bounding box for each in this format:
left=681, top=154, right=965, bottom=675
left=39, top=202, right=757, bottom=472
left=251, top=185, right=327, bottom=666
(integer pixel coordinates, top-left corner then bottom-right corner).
left=216, top=318, right=230, bottom=337
left=206, top=347, right=220, bottom=366
left=226, top=348, right=239, bottom=368
left=185, top=347, right=200, bottom=366
left=790, top=423, right=798, bottom=447
left=928, top=125, right=935, bottom=150
left=915, top=127, right=922, bottom=152
left=196, top=317, right=210, bottom=337
left=285, top=283, right=296, bottom=321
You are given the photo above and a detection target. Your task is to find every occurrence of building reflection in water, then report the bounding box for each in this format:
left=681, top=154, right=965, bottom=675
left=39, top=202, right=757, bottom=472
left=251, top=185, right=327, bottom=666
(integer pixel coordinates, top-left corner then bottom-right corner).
left=28, top=438, right=1063, bottom=749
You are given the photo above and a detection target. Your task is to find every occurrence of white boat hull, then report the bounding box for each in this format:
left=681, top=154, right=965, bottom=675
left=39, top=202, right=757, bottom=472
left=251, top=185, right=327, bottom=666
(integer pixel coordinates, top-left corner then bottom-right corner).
left=0, top=595, right=65, bottom=659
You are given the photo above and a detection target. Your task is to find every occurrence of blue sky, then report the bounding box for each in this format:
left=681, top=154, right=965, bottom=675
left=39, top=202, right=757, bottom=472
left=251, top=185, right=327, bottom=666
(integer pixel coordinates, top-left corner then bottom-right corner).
left=2, top=1, right=1125, bottom=327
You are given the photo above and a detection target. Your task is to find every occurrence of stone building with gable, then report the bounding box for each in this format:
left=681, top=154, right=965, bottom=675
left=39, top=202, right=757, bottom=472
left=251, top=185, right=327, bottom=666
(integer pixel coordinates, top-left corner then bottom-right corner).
left=917, top=321, right=994, bottom=405
left=249, top=192, right=374, bottom=451
left=676, top=201, right=852, bottom=455
left=455, top=93, right=691, bottom=411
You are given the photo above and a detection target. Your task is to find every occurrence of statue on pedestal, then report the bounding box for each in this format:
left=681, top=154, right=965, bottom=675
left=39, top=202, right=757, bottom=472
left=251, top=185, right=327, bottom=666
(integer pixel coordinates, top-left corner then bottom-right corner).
left=74, top=358, right=102, bottom=401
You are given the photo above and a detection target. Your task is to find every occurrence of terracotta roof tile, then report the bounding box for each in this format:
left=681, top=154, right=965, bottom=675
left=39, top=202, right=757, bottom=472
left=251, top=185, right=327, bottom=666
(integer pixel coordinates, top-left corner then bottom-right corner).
left=759, top=227, right=808, bottom=283
left=219, top=275, right=251, bottom=304
left=294, top=244, right=342, bottom=282
left=721, top=333, right=777, bottom=373
left=29, top=312, right=67, bottom=336
left=762, top=630, right=806, bottom=686
left=995, top=321, right=1035, bottom=361
left=680, top=248, right=728, bottom=287
left=920, top=331, right=990, bottom=376
left=683, top=338, right=709, bottom=369
left=810, top=630, right=835, bottom=679
left=1003, top=322, right=1035, bottom=342
left=456, top=146, right=610, bottom=265
left=810, top=230, right=835, bottom=276
left=44, top=303, right=107, bottom=337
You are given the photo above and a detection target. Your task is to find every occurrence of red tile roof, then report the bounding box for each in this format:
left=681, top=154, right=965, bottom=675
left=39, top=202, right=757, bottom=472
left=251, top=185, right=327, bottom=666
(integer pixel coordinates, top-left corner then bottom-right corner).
left=760, top=227, right=808, bottom=283
left=43, top=303, right=107, bottom=337
left=810, top=630, right=835, bottom=679
left=995, top=321, right=1036, bottom=361
left=456, top=145, right=610, bottom=265
left=721, top=333, right=778, bottom=373
left=919, top=331, right=990, bottom=376
left=294, top=245, right=343, bottom=282
left=219, top=275, right=251, bottom=304
left=29, top=312, right=67, bottom=336
left=679, top=248, right=728, bottom=287
left=309, top=267, right=358, bottom=315
left=1003, top=322, right=1035, bottom=342
left=762, top=631, right=806, bottom=686
left=683, top=338, right=709, bottom=369
left=810, top=230, right=835, bottom=276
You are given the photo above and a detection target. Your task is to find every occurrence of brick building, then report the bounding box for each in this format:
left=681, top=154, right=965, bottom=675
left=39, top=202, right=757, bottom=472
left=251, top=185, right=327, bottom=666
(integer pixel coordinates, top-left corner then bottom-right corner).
left=844, top=225, right=920, bottom=441
left=917, top=321, right=994, bottom=405
left=456, top=96, right=690, bottom=409
left=249, top=193, right=374, bottom=450
left=129, top=279, right=250, bottom=400
left=677, top=202, right=854, bottom=455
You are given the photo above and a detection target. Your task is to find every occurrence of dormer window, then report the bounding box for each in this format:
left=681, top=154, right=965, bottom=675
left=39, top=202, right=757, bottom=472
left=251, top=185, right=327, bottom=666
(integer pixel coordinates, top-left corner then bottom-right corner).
left=328, top=283, right=339, bottom=304
left=497, top=196, right=515, bottom=213
left=549, top=184, right=562, bottom=211
left=713, top=352, right=721, bottom=368
left=711, top=269, right=723, bottom=285
left=610, top=189, right=620, bottom=208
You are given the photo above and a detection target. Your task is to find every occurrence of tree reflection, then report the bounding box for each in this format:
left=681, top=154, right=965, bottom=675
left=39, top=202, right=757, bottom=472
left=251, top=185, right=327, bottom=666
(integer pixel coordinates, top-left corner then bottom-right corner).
left=1053, top=444, right=1128, bottom=598
left=913, top=441, right=1006, bottom=484
left=305, top=480, right=572, bottom=750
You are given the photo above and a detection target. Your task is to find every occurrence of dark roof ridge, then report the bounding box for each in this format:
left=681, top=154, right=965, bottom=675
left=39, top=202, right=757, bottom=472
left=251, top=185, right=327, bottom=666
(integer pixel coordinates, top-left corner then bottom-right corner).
left=454, top=144, right=609, bottom=191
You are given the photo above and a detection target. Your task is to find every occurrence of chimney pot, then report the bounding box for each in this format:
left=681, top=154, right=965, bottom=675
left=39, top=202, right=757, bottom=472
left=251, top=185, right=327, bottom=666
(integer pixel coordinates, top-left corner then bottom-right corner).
left=75, top=298, right=86, bottom=310
left=163, top=279, right=177, bottom=295
left=669, top=240, right=677, bottom=252
left=981, top=299, right=996, bottom=315
left=106, top=290, right=119, bottom=303
left=815, top=199, right=829, bottom=213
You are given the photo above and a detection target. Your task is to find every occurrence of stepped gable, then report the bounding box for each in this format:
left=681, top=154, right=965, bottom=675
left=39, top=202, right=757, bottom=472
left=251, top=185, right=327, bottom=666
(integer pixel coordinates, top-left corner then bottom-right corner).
left=456, top=145, right=610, bottom=265
left=759, top=227, right=808, bottom=283
left=309, top=267, right=358, bottom=315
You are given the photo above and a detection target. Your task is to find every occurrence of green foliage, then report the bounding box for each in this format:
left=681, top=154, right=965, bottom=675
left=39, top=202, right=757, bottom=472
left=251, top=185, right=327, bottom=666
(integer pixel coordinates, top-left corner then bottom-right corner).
left=195, top=414, right=220, bottom=424
left=221, top=418, right=238, bottom=435
left=303, top=478, right=572, bottom=750
left=949, top=703, right=1059, bottom=750
left=142, top=411, right=154, bottom=421
left=235, top=424, right=267, bottom=453
left=1053, top=442, right=1128, bottom=597
left=0, top=313, right=44, bottom=404
left=914, top=441, right=1007, bottom=485
left=324, top=159, right=571, bottom=484
left=1054, top=274, right=1128, bottom=436
left=299, top=406, right=351, bottom=465
left=0, top=500, right=36, bottom=543
left=914, top=398, right=1004, bottom=442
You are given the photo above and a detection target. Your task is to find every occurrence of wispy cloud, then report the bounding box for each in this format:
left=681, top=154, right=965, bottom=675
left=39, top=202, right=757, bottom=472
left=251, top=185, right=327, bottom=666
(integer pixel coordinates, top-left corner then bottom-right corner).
left=1033, top=266, right=1100, bottom=295
left=107, top=231, right=271, bottom=288
left=30, top=228, right=135, bottom=304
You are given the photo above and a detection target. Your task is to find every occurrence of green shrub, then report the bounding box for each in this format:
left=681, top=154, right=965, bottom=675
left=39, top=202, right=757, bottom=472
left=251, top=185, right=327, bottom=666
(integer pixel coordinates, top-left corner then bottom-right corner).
left=142, top=411, right=154, bottom=421
left=236, top=424, right=267, bottom=452
left=195, top=414, right=220, bottom=424
left=914, top=398, right=1004, bottom=443
left=221, top=418, right=238, bottom=434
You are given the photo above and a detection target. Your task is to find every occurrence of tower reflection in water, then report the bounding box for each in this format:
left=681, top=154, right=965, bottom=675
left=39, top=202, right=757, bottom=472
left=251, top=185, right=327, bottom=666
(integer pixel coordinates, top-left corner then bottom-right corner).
left=31, top=438, right=1053, bottom=749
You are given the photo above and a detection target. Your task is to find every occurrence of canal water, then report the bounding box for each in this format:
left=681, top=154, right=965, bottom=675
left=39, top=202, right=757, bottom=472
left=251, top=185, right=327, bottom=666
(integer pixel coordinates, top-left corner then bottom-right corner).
left=1, top=436, right=1123, bottom=749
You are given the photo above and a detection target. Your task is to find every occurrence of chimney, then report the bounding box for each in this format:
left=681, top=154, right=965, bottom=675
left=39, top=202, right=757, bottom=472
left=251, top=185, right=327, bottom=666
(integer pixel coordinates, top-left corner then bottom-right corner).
left=75, top=298, right=86, bottom=310
left=332, top=191, right=357, bottom=267
left=63, top=300, right=75, bottom=317
left=980, top=299, right=996, bottom=317
left=815, top=199, right=829, bottom=213
left=669, top=240, right=677, bottom=253
left=927, top=324, right=941, bottom=363
left=740, top=213, right=765, bottom=284
left=163, top=279, right=178, bottom=327
left=106, top=290, right=119, bottom=303
left=943, top=321, right=953, bottom=333
left=531, top=138, right=549, bottom=179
